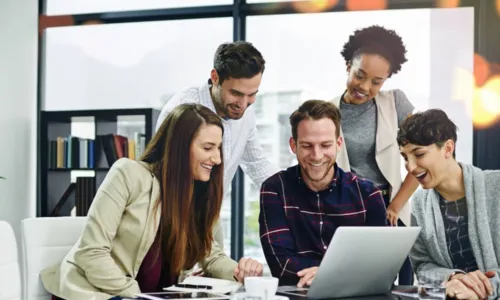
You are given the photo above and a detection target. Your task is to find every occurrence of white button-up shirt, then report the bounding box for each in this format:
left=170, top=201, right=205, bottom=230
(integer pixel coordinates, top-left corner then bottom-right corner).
left=156, top=80, right=279, bottom=197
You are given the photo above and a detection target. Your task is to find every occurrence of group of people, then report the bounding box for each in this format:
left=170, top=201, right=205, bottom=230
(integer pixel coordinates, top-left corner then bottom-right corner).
left=40, top=25, right=500, bottom=300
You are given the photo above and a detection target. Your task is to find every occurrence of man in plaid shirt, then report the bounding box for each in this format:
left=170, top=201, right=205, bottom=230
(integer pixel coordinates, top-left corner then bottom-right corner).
left=259, top=100, right=388, bottom=287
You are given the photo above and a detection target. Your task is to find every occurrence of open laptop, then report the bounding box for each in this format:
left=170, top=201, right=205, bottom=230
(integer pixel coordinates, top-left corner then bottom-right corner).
left=278, top=226, right=421, bottom=299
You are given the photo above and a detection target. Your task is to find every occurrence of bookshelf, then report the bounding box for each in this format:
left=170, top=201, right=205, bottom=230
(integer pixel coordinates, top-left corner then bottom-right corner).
left=38, top=108, right=160, bottom=217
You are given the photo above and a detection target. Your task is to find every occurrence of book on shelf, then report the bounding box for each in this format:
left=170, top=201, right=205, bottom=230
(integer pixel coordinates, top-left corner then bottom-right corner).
left=75, top=177, right=96, bottom=216
left=50, top=183, right=76, bottom=216
left=47, top=132, right=146, bottom=169
left=50, top=176, right=97, bottom=217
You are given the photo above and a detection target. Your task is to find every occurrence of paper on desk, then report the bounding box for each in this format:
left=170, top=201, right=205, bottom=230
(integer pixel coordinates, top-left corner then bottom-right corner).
left=164, top=276, right=242, bottom=294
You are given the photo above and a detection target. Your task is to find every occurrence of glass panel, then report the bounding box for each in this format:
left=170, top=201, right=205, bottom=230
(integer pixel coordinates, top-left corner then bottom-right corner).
left=43, top=17, right=233, bottom=255
left=45, top=0, right=232, bottom=16
left=43, top=18, right=232, bottom=112
left=116, top=115, right=146, bottom=139
left=245, top=7, right=473, bottom=273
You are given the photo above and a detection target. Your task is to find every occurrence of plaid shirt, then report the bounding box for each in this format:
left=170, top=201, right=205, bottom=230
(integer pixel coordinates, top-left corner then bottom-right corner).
left=259, top=164, right=387, bottom=284
left=439, top=196, right=479, bottom=273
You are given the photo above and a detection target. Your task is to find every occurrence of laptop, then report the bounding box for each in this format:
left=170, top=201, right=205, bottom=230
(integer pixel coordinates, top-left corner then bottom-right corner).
left=278, top=226, right=421, bottom=299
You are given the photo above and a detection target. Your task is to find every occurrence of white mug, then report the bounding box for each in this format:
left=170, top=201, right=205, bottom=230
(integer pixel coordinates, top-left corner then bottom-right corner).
left=244, top=277, right=279, bottom=300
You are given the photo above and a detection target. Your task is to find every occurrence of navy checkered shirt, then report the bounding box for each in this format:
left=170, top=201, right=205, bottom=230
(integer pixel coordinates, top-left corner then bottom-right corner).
left=259, top=164, right=388, bottom=285
left=439, top=196, right=479, bottom=273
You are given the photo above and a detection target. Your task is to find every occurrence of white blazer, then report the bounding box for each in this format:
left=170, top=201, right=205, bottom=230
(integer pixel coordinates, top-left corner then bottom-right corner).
left=332, top=90, right=410, bottom=226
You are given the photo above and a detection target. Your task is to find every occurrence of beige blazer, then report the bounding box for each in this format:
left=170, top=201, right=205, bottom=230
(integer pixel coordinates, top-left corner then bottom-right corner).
left=41, top=158, right=238, bottom=300
left=332, top=90, right=410, bottom=226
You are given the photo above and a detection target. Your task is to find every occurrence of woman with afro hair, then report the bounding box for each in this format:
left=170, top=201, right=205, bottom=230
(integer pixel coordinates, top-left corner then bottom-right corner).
left=331, top=25, right=419, bottom=286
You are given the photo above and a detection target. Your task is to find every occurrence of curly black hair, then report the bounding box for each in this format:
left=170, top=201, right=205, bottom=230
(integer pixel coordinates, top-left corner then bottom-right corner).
left=397, top=109, right=458, bottom=158
left=341, top=25, right=408, bottom=77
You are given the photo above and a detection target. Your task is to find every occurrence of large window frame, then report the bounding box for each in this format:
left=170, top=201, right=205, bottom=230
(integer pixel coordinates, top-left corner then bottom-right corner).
left=36, top=0, right=489, bottom=261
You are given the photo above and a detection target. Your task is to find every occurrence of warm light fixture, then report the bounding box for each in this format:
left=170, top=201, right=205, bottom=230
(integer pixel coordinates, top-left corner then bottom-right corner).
left=345, top=0, right=387, bottom=11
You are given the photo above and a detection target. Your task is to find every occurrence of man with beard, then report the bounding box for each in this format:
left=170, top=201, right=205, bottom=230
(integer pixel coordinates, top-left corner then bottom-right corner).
left=156, top=41, right=278, bottom=276
left=259, top=100, right=387, bottom=287
left=156, top=41, right=277, bottom=198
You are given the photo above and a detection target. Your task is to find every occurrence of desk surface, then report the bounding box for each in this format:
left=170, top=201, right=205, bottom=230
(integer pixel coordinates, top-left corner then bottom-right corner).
left=276, top=288, right=413, bottom=300
left=116, top=286, right=417, bottom=300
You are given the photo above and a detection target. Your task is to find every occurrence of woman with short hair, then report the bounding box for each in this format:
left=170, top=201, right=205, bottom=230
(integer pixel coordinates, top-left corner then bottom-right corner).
left=332, top=25, right=420, bottom=285
left=399, top=109, right=500, bottom=300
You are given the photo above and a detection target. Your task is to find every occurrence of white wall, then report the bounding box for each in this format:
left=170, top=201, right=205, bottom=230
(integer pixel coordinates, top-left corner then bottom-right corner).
left=0, top=0, right=38, bottom=238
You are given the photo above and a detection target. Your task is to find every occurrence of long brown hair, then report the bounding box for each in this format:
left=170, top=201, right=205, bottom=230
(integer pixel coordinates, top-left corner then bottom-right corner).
left=140, top=103, right=224, bottom=274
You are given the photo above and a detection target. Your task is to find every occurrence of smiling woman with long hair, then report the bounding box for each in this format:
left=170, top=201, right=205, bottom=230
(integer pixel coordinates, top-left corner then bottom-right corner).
left=41, top=103, right=263, bottom=300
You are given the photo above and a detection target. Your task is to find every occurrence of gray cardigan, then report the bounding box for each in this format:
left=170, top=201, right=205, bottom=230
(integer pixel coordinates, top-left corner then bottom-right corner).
left=410, top=163, right=500, bottom=299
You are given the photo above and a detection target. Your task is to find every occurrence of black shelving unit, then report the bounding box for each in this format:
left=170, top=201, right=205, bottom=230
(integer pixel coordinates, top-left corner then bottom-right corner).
left=38, top=108, right=160, bottom=217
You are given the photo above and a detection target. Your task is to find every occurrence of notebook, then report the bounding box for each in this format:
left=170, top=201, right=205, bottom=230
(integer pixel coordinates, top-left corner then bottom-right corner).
left=164, top=276, right=242, bottom=295
left=136, top=291, right=229, bottom=300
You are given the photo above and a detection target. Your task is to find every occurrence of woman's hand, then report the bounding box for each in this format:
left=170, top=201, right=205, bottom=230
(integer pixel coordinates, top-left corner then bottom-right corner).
left=449, top=270, right=495, bottom=299
left=386, top=203, right=400, bottom=226
left=233, top=258, right=264, bottom=282
left=446, top=278, right=480, bottom=300
left=187, top=268, right=205, bottom=277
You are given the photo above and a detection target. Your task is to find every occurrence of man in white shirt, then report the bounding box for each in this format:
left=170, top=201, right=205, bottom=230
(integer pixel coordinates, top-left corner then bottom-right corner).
left=156, top=41, right=279, bottom=278
left=156, top=41, right=279, bottom=199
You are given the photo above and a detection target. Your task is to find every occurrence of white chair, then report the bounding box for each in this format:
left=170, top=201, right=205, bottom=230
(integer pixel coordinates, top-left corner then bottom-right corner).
left=21, top=217, right=86, bottom=300
left=0, top=220, right=22, bottom=300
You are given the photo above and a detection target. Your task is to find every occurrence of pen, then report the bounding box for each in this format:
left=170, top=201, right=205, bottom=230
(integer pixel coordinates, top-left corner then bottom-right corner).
left=175, top=283, right=213, bottom=290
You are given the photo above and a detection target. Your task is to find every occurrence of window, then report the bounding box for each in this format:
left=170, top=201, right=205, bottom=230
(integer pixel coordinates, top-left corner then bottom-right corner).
left=43, top=18, right=232, bottom=112
left=243, top=7, right=473, bottom=270
left=43, top=17, right=234, bottom=255
left=45, top=0, right=232, bottom=16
